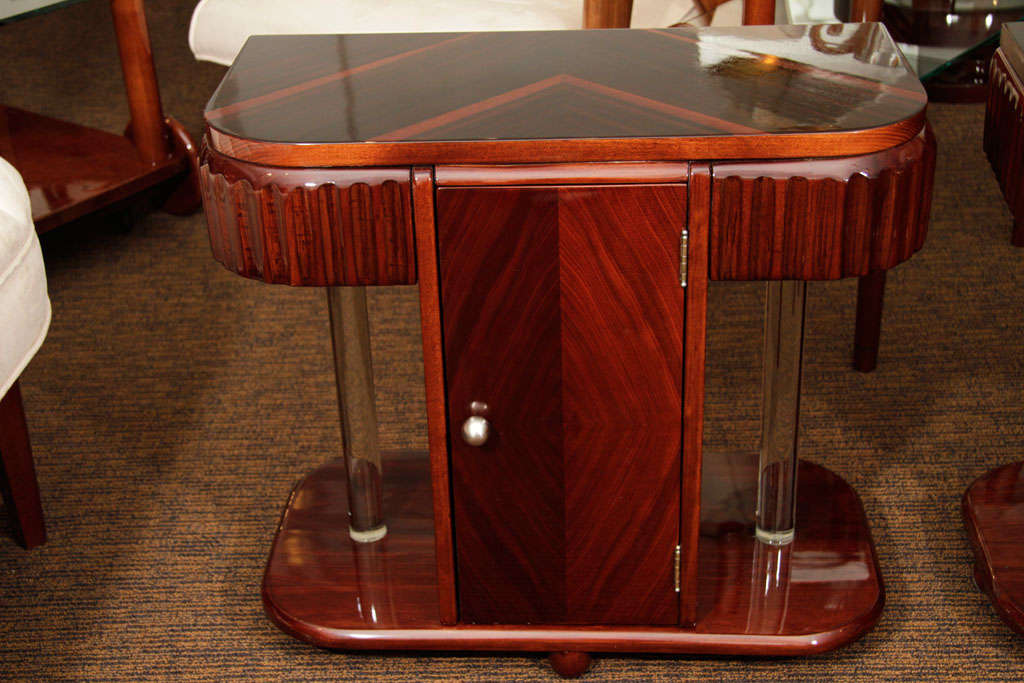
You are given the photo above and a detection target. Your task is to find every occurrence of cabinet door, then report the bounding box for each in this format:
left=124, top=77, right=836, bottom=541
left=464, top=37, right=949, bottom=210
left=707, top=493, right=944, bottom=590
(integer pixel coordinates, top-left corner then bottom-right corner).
left=438, top=184, right=685, bottom=625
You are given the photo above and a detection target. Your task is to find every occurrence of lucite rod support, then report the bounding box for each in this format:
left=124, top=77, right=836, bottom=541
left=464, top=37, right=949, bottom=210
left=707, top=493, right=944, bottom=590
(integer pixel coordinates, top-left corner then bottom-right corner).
left=755, top=280, right=806, bottom=546
left=327, top=286, right=387, bottom=543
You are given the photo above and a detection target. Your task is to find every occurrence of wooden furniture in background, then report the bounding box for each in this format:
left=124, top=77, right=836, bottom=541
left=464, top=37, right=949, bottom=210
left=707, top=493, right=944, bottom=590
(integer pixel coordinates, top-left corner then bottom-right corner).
left=198, top=25, right=934, bottom=676
left=0, top=0, right=198, bottom=233
left=985, top=22, right=1024, bottom=246
left=962, top=21, right=1024, bottom=638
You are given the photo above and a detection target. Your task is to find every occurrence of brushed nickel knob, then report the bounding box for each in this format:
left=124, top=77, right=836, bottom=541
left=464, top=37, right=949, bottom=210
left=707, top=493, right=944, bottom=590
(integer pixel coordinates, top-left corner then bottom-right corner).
left=462, top=415, right=491, bottom=447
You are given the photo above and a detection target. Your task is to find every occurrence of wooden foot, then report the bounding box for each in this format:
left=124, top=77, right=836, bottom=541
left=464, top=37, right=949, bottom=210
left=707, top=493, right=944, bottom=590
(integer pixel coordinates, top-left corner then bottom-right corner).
left=853, top=270, right=887, bottom=373
left=0, top=381, right=46, bottom=549
left=548, top=651, right=592, bottom=678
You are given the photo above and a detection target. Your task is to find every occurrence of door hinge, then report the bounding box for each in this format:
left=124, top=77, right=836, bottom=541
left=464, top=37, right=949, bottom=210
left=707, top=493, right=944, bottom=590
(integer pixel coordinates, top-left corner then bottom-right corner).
left=679, top=230, right=688, bottom=287
left=674, top=545, right=681, bottom=593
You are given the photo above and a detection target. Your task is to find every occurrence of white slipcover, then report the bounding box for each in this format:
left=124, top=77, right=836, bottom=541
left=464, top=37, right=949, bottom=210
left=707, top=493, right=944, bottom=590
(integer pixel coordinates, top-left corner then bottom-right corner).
left=0, top=157, right=50, bottom=399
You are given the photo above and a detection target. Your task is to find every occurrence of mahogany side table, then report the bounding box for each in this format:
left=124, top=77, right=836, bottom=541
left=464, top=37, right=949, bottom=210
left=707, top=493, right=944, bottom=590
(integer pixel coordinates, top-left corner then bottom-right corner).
left=198, top=24, right=935, bottom=676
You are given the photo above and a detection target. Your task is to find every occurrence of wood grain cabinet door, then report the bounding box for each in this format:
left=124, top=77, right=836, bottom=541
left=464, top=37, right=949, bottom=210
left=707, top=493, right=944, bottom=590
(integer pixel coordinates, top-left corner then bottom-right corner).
left=437, top=184, right=686, bottom=625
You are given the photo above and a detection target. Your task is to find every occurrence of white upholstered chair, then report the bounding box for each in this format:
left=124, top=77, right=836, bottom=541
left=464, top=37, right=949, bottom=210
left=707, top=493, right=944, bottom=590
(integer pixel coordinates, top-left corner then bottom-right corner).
left=0, top=156, right=51, bottom=549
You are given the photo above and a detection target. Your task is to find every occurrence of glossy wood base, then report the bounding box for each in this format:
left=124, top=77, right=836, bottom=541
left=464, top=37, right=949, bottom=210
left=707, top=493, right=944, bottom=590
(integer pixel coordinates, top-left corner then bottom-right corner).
left=262, top=453, right=883, bottom=661
left=0, top=105, right=193, bottom=233
left=962, top=461, right=1024, bottom=635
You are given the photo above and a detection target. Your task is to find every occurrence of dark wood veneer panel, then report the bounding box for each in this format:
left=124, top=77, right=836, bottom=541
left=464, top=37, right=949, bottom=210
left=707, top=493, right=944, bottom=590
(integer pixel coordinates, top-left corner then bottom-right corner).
left=709, top=124, right=936, bottom=281
left=559, top=186, right=683, bottom=624
left=198, top=149, right=416, bottom=286
left=438, top=186, right=565, bottom=625
left=438, top=184, right=685, bottom=626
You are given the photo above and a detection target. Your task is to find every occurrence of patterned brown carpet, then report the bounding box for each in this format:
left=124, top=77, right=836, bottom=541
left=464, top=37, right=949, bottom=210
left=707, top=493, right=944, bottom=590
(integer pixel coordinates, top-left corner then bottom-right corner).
left=1, top=1, right=1023, bottom=680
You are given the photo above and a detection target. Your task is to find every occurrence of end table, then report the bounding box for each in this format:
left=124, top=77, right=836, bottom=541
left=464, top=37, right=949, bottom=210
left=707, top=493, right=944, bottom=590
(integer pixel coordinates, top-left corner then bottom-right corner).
left=199, top=24, right=935, bottom=676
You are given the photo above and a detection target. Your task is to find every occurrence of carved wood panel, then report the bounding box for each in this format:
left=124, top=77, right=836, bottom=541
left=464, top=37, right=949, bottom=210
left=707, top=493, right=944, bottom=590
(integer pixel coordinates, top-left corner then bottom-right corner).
left=707, top=125, right=936, bottom=281
left=198, top=148, right=416, bottom=286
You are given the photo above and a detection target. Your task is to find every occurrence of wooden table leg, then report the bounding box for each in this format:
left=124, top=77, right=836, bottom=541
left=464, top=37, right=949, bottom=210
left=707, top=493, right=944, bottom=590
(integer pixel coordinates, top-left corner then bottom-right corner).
left=110, top=0, right=167, bottom=166
left=0, top=380, right=46, bottom=549
left=742, top=0, right=775, bottom=25
left=582, top=0, right=633, bottom=28
left=849, top=0, right=883, bottom=20
left=854, top=270, right=887, bottom=373
left=110, top=0, right=199, bottom=214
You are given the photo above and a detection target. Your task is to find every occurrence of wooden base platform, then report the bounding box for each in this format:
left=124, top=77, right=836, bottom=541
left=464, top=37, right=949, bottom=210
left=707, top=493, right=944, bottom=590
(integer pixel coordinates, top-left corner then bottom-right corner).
left=262, top=452, right=884, bottom=662
left=962, top=460, right=1024, bottom=635
left=0, top=105, right=194, bottom=232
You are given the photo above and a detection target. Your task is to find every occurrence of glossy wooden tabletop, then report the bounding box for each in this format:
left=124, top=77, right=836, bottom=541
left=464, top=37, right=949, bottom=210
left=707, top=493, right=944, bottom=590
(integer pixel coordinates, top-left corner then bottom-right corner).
left=205, top=24, right=928, bottom=165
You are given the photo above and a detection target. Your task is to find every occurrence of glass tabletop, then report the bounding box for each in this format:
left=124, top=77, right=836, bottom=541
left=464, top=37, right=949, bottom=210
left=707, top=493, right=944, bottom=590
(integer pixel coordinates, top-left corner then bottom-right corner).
left=881, top=0, right=1024, bottom=80
left=906, top=34, right=1001, bottom=81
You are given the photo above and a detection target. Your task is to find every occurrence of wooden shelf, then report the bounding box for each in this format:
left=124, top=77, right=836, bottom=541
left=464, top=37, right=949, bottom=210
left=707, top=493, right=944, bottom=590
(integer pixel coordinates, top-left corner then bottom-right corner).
left=0, top=106, right=188, bottom=233
left=262, top=453, right=883, bottom=656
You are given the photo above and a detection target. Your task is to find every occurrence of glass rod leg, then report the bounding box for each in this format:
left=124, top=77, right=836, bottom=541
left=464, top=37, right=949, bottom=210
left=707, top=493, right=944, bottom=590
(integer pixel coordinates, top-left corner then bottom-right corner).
left=755, top=280, right=806, bottom=546
left=327, top=286, right=386, bottom=543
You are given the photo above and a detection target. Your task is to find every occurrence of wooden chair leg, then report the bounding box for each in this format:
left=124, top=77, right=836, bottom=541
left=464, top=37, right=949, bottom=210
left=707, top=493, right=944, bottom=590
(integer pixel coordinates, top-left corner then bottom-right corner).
left=0, top=380, right=46, bottom=549
left=742, top=0, right=775, bottom=25
left=583, top=0, right=634, bottom=28
left=849, top=0, right=882, bottom=21
left=853, top=270, right=887, bottom=373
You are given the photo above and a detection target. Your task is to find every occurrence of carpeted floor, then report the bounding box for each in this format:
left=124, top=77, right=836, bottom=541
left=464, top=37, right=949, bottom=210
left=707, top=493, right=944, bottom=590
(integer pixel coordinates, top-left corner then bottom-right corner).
left=1, top=1, right=1023, bottom=680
